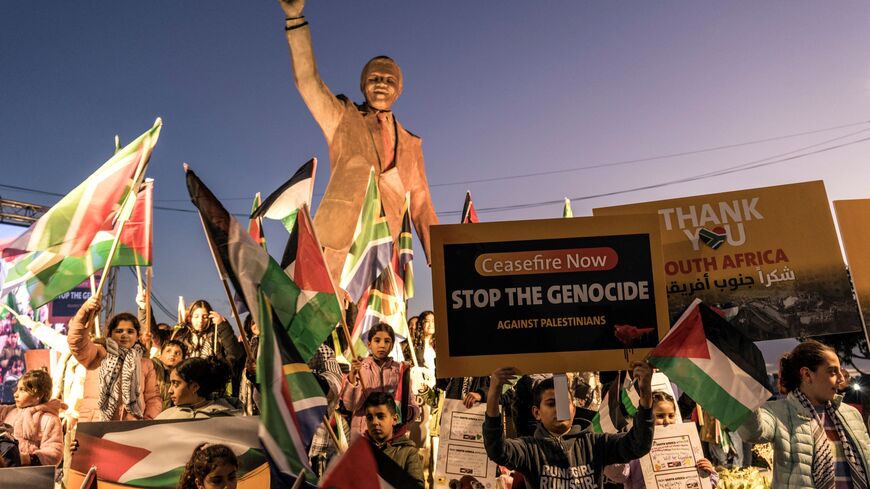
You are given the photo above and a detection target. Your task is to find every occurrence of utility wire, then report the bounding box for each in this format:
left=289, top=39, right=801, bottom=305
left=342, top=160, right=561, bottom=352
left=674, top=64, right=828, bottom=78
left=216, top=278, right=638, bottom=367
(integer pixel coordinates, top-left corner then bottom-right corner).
left=440, top=133, right=870, bottom=217
left=3, top=120, right=869, bottom=217
left=150, top=119, right=870, bottom=202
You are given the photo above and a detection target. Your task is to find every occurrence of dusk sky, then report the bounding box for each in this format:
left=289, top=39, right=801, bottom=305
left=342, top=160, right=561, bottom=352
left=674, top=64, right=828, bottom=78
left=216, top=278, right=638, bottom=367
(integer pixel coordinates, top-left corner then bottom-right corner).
left=2, top=2, right=870, bottom=366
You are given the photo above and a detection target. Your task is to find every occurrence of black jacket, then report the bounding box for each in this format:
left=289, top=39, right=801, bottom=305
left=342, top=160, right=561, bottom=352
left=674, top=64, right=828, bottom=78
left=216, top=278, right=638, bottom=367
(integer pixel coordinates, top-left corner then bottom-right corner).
left=483, top=407, right=654, bottom=489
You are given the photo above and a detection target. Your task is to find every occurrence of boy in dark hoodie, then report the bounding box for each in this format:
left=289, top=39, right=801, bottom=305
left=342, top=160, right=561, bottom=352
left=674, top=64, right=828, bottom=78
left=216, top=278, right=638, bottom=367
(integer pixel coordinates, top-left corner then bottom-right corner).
left=483, top=363, right=655, bottom=489
left=363, top=391, right=425, bottom=488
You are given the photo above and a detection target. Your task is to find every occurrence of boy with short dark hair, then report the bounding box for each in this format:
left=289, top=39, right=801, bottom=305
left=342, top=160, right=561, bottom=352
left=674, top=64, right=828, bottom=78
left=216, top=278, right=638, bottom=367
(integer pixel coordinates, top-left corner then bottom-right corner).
left=484, top=364, right=656, bottom=489
left=151, top=339, right=187, bottom=409
left=363, top=391, right=424, bottom=488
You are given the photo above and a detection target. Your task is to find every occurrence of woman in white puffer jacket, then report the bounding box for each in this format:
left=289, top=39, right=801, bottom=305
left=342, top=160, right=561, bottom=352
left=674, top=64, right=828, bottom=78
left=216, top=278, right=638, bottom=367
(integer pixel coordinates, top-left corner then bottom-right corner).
left=738, top=340, right=870, bottom=488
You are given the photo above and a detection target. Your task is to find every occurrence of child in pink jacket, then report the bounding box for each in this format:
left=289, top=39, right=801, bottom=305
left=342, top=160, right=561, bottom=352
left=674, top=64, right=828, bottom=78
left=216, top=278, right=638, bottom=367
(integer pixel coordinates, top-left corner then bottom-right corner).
left=0, top=369, right=65, bottom=466
left=341, top=323, right=420, bottom=440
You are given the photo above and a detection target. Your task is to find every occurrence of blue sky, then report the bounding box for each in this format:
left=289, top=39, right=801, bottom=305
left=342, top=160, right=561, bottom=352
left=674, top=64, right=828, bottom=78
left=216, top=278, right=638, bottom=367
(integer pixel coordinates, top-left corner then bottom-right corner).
left=2, top=2, right=870, bottom=364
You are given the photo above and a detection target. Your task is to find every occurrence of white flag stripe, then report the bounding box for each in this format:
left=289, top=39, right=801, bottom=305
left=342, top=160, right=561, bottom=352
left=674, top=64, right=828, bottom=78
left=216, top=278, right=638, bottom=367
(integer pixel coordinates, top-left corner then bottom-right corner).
left=695, top=340, right=772, bottom=408
left=101, top=417, right=261, bottom=482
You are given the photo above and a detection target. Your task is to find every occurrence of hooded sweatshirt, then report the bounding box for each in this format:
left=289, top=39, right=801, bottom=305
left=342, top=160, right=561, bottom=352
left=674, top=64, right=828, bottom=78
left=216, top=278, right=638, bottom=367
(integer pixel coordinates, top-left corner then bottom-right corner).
left=483, top=406, right=654, bottom=489
left=0, top=398, right=67, bottom=466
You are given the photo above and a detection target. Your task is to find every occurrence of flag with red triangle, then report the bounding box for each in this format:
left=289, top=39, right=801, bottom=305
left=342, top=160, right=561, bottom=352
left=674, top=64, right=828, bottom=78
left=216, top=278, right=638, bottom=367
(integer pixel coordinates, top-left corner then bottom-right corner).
left=461, top=190, right=479, bottom=224
left=648, top=298, right=772, bottom=430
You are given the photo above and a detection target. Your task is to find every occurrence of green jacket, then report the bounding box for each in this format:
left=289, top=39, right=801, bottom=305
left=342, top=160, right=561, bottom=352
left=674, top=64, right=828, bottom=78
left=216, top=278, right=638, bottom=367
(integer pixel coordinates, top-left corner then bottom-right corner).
left=738, top=392, right=870, bottom=488
left=367, top=433, right=425, bottom=489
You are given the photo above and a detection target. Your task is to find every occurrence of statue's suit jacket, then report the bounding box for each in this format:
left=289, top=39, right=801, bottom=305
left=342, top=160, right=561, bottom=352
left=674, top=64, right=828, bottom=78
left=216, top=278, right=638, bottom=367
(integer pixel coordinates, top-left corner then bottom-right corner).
left=313, top=95, right=439, bottom=285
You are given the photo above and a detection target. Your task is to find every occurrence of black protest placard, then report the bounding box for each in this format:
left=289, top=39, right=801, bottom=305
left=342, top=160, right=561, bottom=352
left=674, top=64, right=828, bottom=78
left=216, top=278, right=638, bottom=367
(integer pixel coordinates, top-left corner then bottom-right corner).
left=430, top=214, right=669, bottom=377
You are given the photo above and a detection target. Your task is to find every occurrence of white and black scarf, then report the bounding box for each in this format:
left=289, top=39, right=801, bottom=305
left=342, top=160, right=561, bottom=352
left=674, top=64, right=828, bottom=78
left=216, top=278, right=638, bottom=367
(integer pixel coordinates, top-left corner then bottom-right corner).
left=794, top=389, right=868, bottom=489
left=98, top=339, right=145, bottom=420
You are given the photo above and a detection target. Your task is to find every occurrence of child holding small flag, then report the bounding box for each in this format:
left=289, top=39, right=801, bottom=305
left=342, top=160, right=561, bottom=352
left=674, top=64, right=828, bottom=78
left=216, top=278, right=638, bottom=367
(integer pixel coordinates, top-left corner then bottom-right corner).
left=341, top=323, right=419, bottom=440
left=738, top=340, right=870, bottom=489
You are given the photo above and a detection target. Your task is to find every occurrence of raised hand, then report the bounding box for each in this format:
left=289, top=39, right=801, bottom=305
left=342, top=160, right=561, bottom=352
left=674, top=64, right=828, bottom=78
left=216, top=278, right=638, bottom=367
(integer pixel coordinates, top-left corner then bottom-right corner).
left=278, top=0, right=305, bottom=19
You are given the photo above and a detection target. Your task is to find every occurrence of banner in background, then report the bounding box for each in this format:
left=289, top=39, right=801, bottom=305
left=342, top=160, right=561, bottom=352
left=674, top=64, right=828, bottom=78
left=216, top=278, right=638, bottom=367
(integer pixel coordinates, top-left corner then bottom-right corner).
left=430, top=214, right=669, bottom=377
left=595, top=181, right=859, bottom=340
left=833, top=199, right=870, bottom=343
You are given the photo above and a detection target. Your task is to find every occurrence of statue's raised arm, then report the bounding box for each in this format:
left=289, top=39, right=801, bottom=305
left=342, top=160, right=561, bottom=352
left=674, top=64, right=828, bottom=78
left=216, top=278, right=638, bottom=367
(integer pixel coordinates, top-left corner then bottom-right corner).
left=276, top=0, right=439, bottom=287
left=279, top=0, right=344, bottom=145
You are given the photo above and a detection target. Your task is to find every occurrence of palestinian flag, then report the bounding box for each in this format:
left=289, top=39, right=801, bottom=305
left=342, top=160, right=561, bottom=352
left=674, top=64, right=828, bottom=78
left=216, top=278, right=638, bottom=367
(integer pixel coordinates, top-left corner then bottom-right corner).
left=621, top=371, right=639, bottom=417
left=279, top=205, right=343, bottom=358
left=461, top=190, right=479, bottom=224
left=592, top=375, right=627, bottom=433
left=1, top=119, right=160, bottom=259
left=187, top=166, right=327, bottom=483
left=251, top=158, right=316, bottom=234
left=248, top=192, right=266, bottom=249
left=340, top=168, right=393, bottom=303
left=352, top=264, right=409, bottom=359
left=319, top=437, right=422, bottom=489
left=68, top=417, right=268, bottom=489
left=396, top=192, right=414, bottom=300
left=648, top=298, right=772, bottom=431
left=562, top=197, right=573, bottom=218
left=3, top=180, right=154, bottom=307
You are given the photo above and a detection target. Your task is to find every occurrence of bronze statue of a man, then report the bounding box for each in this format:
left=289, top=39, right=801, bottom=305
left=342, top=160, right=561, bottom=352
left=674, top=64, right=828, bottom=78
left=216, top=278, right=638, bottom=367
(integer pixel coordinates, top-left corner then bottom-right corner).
left=279, top=0, right=439, bottom=285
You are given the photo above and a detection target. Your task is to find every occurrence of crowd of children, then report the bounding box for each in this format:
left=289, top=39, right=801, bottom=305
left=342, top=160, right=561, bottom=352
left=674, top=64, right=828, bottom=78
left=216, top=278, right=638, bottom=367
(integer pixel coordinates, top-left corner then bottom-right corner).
left=2, top=288, right=870, bottom=489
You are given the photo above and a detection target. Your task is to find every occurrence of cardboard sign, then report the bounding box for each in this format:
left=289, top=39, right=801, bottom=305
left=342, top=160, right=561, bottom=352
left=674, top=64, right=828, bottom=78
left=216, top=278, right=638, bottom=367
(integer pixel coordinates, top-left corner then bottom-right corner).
left=430, top=214, right=669, bottom=377
left=434, top=399, right=500, bottom=489
left=833, top=199, right=870, bottom=343
left=595, top=181, right=859, bottom=340
left=639, top=423, right=712, bottom=489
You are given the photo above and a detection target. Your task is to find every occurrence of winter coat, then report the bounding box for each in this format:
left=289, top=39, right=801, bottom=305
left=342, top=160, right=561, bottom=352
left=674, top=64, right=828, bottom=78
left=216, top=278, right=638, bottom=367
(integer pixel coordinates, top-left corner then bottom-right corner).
left=365, top=430, right=425, bottom=489
left=155, top=397, right=243, bottom=419
left=67, top=308, right=162, bottom=421
left=0, top=399, right=66, bottom=466
left=340, top=356, right=420, bottom=440
left=738, top=391, right=870, bottom=488
left=484, top=406, right=654, bottom=489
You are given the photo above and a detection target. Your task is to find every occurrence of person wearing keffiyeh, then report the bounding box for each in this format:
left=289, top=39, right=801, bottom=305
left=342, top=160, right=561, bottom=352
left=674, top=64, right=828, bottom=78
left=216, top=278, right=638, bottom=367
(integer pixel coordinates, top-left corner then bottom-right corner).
left=67, top=294, right=162, bottom=421
left=739, top=340, right=870, bottom=489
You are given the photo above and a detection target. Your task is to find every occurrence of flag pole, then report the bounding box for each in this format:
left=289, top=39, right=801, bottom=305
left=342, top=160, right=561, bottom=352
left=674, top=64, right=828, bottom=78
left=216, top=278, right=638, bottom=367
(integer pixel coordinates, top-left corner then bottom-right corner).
left=186, top=168, right=253, bottom=361
left=94, top=125, right=155, bottom=298
left=135, top=266, right=143, bottom=297
left=145, top=267, right=153, bottom=349
left=290, top=469, right=307, bottom=489
left=89, top=275, right=101, bottom=338
left=322, top=415, right=345, bottom=454
left=299, top=204, right=360, bottom=363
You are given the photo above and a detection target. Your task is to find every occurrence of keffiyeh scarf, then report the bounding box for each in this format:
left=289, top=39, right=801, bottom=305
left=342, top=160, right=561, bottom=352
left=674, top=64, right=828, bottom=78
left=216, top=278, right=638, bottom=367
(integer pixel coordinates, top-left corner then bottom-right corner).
left=793, top=388, right=868, bottom=489
left=98, top=339, right=145, bottom=420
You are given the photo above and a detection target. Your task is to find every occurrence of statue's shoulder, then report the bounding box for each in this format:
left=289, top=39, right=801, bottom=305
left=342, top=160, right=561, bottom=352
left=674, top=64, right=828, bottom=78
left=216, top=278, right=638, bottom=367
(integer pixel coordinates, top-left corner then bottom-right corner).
left=335, top=94, right=358, bottom=110
left=395, top=119, right=422, bottom=141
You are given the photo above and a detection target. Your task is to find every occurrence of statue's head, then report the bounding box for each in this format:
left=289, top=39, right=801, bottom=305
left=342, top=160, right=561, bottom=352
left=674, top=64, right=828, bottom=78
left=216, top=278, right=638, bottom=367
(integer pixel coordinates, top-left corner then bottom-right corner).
left=360, top=56, right=403, bottom=111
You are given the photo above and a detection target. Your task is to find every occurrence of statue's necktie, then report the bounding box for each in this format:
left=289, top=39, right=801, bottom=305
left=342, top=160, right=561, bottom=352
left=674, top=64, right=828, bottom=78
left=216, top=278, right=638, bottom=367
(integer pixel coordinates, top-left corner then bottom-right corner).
left=376, top=112, right=394, bottom=170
